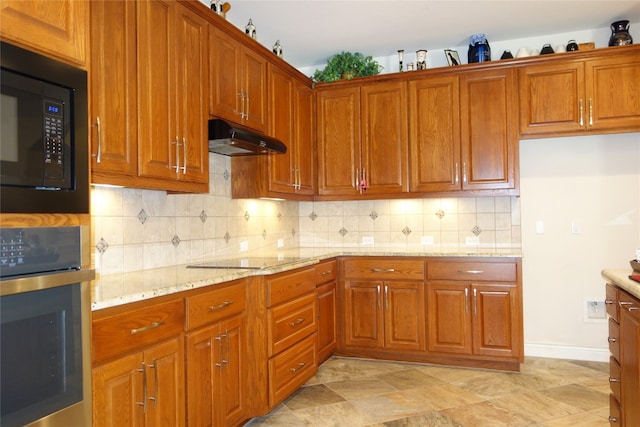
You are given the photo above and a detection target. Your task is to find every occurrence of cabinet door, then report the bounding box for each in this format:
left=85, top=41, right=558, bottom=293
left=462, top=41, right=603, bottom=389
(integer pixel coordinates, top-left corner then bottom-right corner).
left=293, top=81, right=316, bottom=195
left=316, top=86, right=361, bottom=197
left=209, top=26, right=242, bottom=121
left=343, top=280, right=384, bottom=348
left=175, top=4, right=208, bottom=183
left=185, top=325, right=217, bottom=427
left=219, top=316, right=247, bottom=427
left=408, top=76, right=461, bottom=192
left=316, top=281, right=337, bottom=363
left=360, top=81, right=409, bottom=195
left=93, top=353, right=145, bottom=427
left=459, top=68, right=517, bottom=191
left=586, top=52, right=640, bottom=133
left=518, top=62, right=585, bottom=136
left=0, top=0, right=87, bottom=65
left=471, top=284, right=521, bottom=358
left=267, top=64, right=295, bottom=193
left=90, top=0, right=137, bottom=179
left=145, top=337, right=185, bottom=427
left=137, top=0, right=177, bottom=180
left=620, top=296, right=640, bottom=427
left=427, top=283, right=472, bottom=354
left=241, top=48, right=268, bottom=133
left=384, top=282, right=425, bottom=351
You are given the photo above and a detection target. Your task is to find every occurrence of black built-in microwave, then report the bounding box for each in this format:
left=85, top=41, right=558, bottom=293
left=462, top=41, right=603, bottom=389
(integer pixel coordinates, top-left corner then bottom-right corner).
left=0, top=41, right=89, bottom=213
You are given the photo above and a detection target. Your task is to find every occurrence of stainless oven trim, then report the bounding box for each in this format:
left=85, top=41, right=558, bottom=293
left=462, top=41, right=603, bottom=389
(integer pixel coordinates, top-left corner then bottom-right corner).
left=1, top=269, right=94, bottom=427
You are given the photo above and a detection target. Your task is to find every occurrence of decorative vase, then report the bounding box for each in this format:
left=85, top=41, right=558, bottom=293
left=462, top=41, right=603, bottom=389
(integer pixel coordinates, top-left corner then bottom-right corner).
left=609, top=20, right=633, bottom=46
left=468, top=34, right=491, bottom=63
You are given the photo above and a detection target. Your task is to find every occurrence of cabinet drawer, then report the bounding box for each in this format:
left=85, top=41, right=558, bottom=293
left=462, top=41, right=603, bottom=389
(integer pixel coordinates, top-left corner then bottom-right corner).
left=268, top=333, right=317, bottom=407
left=315, top=260, right=337, bottom=284
left=608, top=317, right=620, bottom=361
left=342, top=258, right=425, bottom=280
left=93, top=298, right=184, bottom=362
left=267, top=267, right=316, bottom=307
left=609, top=355, right=621, bottom=398
left=427, top=261, right=516, bottom=282
left=185, top=281, right=246, bottom=330
left=605, top=284, right=619, bottom=322
left=268, top=293, right=317, bottom=356
left=609, top=393, right=622, bottom=425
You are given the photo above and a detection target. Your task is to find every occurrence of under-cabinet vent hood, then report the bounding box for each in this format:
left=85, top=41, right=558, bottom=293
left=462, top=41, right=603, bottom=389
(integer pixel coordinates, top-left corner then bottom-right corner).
left=208, top=119, right=287, bottom=156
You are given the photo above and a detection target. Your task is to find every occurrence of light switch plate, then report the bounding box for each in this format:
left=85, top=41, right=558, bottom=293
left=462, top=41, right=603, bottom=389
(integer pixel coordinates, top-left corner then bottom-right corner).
left=240, top=241, right=249, bottom=252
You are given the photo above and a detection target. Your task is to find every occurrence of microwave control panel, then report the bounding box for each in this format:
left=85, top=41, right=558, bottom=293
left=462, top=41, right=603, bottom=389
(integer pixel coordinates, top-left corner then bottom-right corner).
left=43, top=100, right=64, bottom=179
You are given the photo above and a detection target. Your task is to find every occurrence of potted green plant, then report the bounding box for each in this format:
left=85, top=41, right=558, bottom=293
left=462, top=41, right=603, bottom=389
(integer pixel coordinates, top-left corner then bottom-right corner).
left=312, top=51, right=383, bottom=83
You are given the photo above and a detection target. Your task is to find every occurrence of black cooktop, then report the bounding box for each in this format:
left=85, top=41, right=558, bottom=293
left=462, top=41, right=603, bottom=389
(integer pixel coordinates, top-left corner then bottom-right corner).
left=186, top=257, right=304, bottom=270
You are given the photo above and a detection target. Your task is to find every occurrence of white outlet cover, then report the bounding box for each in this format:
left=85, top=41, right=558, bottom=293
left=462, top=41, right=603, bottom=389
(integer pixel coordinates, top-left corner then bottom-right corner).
left=465, top=236, right=480, bottom=246
left=240, top=241, right=249, bottom=252
left=277, top=239, right=284, bottom=248
left=362, top=236, right=374, bottom=246
left=421, top=236, right=434, bottom=245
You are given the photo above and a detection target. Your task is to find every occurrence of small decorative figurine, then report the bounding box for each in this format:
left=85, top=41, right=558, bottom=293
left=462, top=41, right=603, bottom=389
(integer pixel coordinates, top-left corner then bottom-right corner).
left=273, top=40, right=283, bottom=58
left=245, top=19, right=257, bottom=39
left=416, top=50, right=427, bottom=70
left=210, top=0, right=223, bottom=15
left=566, top=40, right=579, bottom=51
left=397, top=49, right=404, bottom=72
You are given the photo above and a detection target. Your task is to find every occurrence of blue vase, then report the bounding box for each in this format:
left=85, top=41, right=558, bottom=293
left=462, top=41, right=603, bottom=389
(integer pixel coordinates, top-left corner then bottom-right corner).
left=468, top=34, right=491, bottom=63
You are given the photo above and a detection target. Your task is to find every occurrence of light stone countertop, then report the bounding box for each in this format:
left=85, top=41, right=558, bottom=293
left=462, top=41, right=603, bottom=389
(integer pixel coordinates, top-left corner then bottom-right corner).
left=92, top=247, right=523, bottom=311
left=601, top=268, right=640, bottom=300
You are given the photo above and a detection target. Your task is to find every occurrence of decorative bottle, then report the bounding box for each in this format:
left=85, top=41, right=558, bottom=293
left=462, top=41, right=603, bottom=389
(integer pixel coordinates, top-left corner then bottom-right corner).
left=609, top=20, right=633, bottom=46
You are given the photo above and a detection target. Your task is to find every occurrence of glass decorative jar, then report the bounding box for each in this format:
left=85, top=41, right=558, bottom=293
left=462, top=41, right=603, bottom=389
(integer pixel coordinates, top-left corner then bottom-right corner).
left=609, top=20, right=633, bottom=46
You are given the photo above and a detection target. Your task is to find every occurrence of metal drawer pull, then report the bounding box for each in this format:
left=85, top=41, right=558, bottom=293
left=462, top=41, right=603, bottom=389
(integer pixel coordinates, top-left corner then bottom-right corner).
left=290, top=362, right=306, bottom=373
left=605, top=299, right=615, bottom=305
left=609, top=378, right=621, bottom=383
left=210, top=301, right=233, bottom=311
left=608, top=337, right=617, bottom=342
left=136, top=362, right=147, bottom=413
left=609, top=417, right=618, bottom=423
left=619, top=301, right=633, bottom=306
left=321, top=270, right=333, bottom=275
left=131, top=321, right=165, bottom=335
left=289, top=318, right=305, bottom=327
left=459, top=270, right=484, bottom=274
left=628, top=306, right=639, bottom=311
left=371, top=268, right=395, bottom=272
left=148, top=358, right=158, bottom=408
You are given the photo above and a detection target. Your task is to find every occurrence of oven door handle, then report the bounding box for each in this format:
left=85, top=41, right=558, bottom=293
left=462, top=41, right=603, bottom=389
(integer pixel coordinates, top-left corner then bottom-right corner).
left=1, top=269, right=95, bottom=296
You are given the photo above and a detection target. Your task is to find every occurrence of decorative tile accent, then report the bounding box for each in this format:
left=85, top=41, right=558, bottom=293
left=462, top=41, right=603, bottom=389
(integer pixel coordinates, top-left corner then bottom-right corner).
left=199, top=210, right=208, bottom=223
left=472, top=225, right=482, bottom=236
left=291, top=228, right=297, bottom=237
left=309, top=211, right=318, bottom=221
left=223, top=169, right=230, bottom=180
left=402, top=226, right=412, bottom=236
left=138, top=209, right=148, bottom=224
left=435, top=209, right=445, bottom=219
left=96, top=238, right=109, bottom=254
left=171, top=234, right=181, bottom=247
left=369, top=211, right=378, bottom=220
left=262, top=229, right=267, bottom=240
left=224, top=231, right=231, bottom=243
left=339, top=227, right=348, bottom=236
left=244, top=211, right=250, bottom=221
left=278, top=212, right=283, bottom=222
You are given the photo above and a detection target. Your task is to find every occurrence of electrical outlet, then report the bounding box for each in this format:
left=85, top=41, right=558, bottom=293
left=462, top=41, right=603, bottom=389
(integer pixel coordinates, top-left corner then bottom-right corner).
left=362, top=236, right=374, bottom=246
left=240, top=241, right=249, bottom=252
left=465, top=236, right=480, bottom=246
left=421, top=236, right=434, bottom=245
left=277, top=239, right=284, bottom=248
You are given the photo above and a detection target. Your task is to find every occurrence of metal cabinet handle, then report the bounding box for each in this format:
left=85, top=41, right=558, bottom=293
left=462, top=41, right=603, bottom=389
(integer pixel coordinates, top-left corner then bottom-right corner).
left=171, top=137, right=180, bottom=173
left=136, top=362, right=147, bottom=413
left=238, top=91, right=246, bottom=118
left=462, top=162, right=467, bottom=184
left=464, top=288, right=469, bottom=315
left=473, top=288, right=478, bottom=316
left=94, top=116, right=102, bottom=163
left=209, top=301, right=233, bottom=311
left=628, top=306, right=639, bottom=312
left=225, top=329, right=230, bottom=366
left=455, top=162, right=459, bottom=185
left=579, top=99, right=584, bottom=126
left=609, top=377, right=621, bottom=383
left=589, top=98, right=593, bottom=126
left=131, top=321, right=165, bottom=335
left=321, top=270, right=333, bottom=276
left=371, top=268, right=395, bottom=273
left=619, top=301, right=633, bottom=306
left=148, top=358, right=158, bottom=408
left=355, top=168, right=360, bottom=190
left=377, top=284, right=381, bottom=309
left=608, top=337, right=617, bottom=343
left=605, top=299, right=615, bottom=305
left=384, top=285, right=389, bottom=310
left=214, top=334, right=224, bottom=368
left=181, top=138, right=187, bottom=173
left=458, top=270, right=484, bottom=274
left=245, top=93, right=250, bottom=121
left=290, top=362, right=306, bottom=373
left=289, top=318, right=305, bottom=327
left=609, top=416, right=618, bottom=423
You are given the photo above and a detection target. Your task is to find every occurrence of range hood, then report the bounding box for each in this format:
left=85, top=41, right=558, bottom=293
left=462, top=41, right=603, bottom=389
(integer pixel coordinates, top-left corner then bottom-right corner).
left=208, top=119, right=287, bottom=156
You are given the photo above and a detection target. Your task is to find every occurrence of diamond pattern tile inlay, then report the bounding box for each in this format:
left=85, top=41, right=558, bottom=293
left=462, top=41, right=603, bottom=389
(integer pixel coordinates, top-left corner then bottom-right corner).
left=244, top=211, right=250, bottom=221
left=96, top=238, right=109, bottom=254
left=138, top=209, right=148, bottom=224
left=171, top=235, right=181, bottom=247
left=309, top=211, right=318, bottom=221
left=435, top=209, right=445, bottom=219
left=224, top=231, right=231, bottom=243
left=369, top=211, right=378, bottom=220
left=223, top=169, right=230, bottom=180
left=262, top=230, right=267, bottom=240
left=278, top=212, right=283, bottom=222
left=402, top=226, right=412, bottom=236
left=291, top=228, right=296, bottom=237
left=199, top=210, right=208, bottom=223
left=339, top=227, right=348, bottom=236
left=472, top=225, right=482, bottom=236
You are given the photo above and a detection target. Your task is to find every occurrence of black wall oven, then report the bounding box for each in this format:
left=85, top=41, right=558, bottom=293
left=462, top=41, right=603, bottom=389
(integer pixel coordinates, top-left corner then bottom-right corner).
left=0, top=227, right=93, bottom=427
left=0, top=41, right=89, bottom=213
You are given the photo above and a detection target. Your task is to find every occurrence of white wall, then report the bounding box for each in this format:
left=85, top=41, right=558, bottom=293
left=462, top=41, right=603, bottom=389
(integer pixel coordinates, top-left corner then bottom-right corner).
left=520, top=133, right=640, bottom=361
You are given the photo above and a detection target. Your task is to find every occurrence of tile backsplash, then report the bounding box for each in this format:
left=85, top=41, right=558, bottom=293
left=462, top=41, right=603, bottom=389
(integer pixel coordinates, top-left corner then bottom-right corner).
left=91, top=154, right=521, bottom=275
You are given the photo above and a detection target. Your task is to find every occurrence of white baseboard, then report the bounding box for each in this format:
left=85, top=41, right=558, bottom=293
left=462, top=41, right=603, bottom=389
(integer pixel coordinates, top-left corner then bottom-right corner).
left=524, top=343, right=610, bottom=362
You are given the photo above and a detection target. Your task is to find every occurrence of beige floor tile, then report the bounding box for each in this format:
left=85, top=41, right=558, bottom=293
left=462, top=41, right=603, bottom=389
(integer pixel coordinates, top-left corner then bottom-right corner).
left=449, top=372, right=531, bottom=399
left=440, top=401, right=535, bottom=427
left=541, top=384, right=609, bottom=412
left=374, top=368, right=446, bottom=390
left=489, top=390, right=582, bottom=422
left=284, top=384, right=345, bottom=410
left=541, top=410, right=609, bottom=426
left=325, top=376, right=399, bottom=400
left=411, top=383, right=484, bottom=410
left=381, top=411, right=464, bottom=426
left=350, top=389, right=439, bottom=423
left=292, top=401, right=377, bottom=427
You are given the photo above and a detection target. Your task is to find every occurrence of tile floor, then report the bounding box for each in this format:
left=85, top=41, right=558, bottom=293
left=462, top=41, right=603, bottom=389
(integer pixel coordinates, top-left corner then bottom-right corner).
left=245, top=356, right=611, bottom=426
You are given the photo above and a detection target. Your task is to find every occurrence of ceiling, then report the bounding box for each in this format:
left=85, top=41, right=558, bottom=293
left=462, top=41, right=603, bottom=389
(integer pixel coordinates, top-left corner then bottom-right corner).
left=220, top=1, right=640, bottom=70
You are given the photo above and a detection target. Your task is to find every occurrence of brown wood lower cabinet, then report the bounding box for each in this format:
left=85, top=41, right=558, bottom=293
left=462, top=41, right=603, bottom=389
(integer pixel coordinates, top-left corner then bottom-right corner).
left=316, top=259, right=338, bottom=364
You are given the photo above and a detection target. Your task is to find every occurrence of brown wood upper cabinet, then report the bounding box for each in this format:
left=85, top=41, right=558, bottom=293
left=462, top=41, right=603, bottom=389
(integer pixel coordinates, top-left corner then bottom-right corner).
left=0, top=0, right=88, bottom=65
left=519, top=46, right=640, bottom=137
left=316, top=81, right=409, bottom=198
left=90, top=0, right=209, bottom=192
left=209, top=25, right=268, bottom=133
